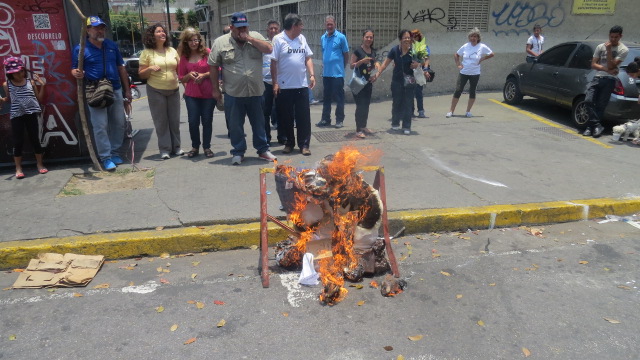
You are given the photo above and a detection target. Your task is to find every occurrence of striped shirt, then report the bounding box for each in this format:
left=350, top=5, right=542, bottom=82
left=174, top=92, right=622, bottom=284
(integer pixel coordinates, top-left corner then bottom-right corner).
left=8, top=79, right=41, bottom=119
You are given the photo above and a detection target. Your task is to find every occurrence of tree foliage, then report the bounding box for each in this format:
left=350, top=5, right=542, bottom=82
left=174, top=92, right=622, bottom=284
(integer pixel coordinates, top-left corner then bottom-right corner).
left=175, top=8, right=185, bottom=31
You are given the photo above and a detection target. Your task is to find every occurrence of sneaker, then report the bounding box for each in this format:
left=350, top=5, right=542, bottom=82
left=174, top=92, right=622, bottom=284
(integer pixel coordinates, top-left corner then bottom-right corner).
left=355, top=131, right=366, bottom=139
left=403, top=129, right=411, bottom=135
left=301, top=148, right=311, bottom=156
left=174, top=149, right=185, bottom=156
left=465, top=112, right=473, bottom=118
left=111, top=155, right=124, bottom=165
left=316, top=120, right=331, bottom=127
left=418, top=110, right=426, bottom=118
left=445, top=112, right=453, bottom=118
left=282, top=146, right=293, bottom=154
left=103, top=158, right=116, bottom=171
left=160, top=152, right=170, bottom=160
left=592, top=124, right=605, bottom=138
left=231, top=155, right=244, bottom=165
left=335, top=121, right=344, bottom=128
left=582, top=128, right=592, bottom=136
left=362, top=128, right=374, bottom=135
left=259, top=151, right=277, bottom=162
left=391, top=126, right=401, bottom=131
left=310, top=99, right=320, bottom=105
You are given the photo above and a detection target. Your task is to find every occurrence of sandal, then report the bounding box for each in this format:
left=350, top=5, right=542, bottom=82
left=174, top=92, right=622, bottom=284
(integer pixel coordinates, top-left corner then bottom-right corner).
left=187, top=149, right=199, bottom=158
left=38, top=168, right=48, bottom=174
left=204, top=148, right=214, bottom=158
left=16, top=172, right=25, bottom=179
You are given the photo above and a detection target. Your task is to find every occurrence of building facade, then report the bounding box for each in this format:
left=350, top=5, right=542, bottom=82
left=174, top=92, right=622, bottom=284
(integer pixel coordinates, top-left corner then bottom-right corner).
left=208, top=0, right=639, bottom=101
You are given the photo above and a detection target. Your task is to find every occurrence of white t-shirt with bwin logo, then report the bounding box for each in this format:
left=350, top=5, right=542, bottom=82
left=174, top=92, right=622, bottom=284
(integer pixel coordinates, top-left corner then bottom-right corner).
left=270, top=32, right=314, bottom=89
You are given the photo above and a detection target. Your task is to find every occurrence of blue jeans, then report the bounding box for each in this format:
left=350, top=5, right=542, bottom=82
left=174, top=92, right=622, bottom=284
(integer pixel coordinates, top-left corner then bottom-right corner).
left=391, top=80, right=415, bottom=130
left=228, top=95, right=269, bottom=156
left=321, top=76, right=345, bottom=123
left=412, top=85, right=424, bottom=113
left=87, top=89, right=125, bottom=160
left=585, top=76, right=616, bottom=126
left=184, top=96, right=215, bottom=149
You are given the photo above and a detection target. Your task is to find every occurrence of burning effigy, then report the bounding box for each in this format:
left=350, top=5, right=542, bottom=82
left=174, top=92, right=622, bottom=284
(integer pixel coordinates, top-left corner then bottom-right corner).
left=273, top=146, right=401, bottom=305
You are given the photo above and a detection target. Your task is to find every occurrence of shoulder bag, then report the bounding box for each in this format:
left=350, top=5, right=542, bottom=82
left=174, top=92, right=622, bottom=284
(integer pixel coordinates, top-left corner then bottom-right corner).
left=86, top=47, right=114, bottom=108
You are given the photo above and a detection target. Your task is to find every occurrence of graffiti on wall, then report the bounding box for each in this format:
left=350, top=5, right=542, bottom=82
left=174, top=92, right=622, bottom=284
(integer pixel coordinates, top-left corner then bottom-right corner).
left=491, top=0, right=566, bottom=36
left=404, top=8, right=458, bottom=30
left=0, top=0, right=79, bottom=161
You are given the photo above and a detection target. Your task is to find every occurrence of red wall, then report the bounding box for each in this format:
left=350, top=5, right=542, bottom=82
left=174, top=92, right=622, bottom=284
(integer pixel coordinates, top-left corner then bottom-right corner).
left=0, top=0, right=81, bottom=164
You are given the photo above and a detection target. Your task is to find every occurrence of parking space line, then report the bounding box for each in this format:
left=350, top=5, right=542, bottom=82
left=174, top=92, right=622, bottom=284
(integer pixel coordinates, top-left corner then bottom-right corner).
left=488, top=99, right=612, bottom=149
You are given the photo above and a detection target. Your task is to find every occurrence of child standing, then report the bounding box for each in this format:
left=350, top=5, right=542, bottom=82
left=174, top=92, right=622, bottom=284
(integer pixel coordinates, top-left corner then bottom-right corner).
left=0, top=57, right=47, bottom=179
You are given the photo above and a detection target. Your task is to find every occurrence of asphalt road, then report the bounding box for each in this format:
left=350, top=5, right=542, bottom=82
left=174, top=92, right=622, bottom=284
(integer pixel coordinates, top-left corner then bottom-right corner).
left=1, top=219, right=638, bottom=359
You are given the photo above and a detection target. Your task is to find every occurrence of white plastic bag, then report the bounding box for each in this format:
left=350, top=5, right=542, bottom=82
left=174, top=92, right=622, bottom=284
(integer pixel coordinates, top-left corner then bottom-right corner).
left=413, top=66, right=427, bottom=86
left=348, top=68, right=368, bottom=95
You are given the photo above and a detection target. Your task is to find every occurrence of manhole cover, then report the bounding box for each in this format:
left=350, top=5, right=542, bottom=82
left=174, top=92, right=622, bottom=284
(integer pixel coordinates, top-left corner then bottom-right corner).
left=313, top=130, right=381, bottom=143
left=533, top=127, right=578, bottom=140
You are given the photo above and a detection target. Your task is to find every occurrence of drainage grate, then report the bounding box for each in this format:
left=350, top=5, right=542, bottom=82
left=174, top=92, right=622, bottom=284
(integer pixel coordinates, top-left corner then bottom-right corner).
left=313, top=130, right=381, bottom=143
left=533, top=127, right=579, bottom=140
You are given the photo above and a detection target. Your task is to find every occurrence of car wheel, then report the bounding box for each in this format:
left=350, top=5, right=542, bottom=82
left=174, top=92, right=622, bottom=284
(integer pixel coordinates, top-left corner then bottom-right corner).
left=503, top=77, right=523, bottom=105
left=572, top=98, right=590, bottom=127
left=131, top=87, right=140, bottom=99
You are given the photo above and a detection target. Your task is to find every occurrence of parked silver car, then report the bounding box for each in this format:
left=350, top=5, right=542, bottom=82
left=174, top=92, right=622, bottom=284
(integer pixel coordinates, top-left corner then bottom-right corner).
left=503, top=40, right=640, bottom=126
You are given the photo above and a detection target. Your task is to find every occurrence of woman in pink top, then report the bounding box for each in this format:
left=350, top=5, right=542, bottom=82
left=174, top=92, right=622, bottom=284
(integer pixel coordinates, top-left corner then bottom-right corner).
left=178, top=28, right=216, bottom=158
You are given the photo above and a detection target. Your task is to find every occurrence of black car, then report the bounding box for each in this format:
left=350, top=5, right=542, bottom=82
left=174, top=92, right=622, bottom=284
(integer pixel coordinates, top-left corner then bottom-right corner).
left=503, top=40, right=640, bottom=126
left=124, top=57, right=144, bottom=84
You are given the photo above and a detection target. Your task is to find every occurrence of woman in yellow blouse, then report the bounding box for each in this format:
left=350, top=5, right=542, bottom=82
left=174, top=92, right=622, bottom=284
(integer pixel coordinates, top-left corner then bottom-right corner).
left=139, top=23, right=183, bottom=159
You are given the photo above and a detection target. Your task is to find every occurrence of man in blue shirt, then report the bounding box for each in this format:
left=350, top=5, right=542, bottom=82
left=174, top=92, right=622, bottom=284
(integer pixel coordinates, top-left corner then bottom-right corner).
left=71, top=16, right=131, bottom=171
left=316, top=15, right=349, bottom=128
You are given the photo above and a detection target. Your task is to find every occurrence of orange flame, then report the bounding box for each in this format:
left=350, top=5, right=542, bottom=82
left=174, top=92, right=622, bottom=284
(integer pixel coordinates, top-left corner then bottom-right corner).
left=282, top=146, right=382, bottom=305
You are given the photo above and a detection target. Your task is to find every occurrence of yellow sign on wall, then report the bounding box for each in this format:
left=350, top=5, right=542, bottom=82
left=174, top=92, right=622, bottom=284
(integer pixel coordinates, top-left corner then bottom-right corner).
left=573, top=0, right=617, bottom=14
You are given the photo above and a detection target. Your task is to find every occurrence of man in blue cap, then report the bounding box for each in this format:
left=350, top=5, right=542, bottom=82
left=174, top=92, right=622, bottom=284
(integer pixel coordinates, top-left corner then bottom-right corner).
left=209, top=12, right=276, bottom=165
left=71, top=16, right=131, bottom=170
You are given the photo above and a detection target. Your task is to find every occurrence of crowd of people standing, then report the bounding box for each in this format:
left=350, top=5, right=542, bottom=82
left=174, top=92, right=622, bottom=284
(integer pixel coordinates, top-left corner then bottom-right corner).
left=6, top=12, right=633, bottom=177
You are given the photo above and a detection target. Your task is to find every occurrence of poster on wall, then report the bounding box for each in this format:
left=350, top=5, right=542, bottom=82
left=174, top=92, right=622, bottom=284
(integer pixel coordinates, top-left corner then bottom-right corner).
left=0, top=0, right=80, bottom=165
left=572, top=0, right=617, bottom=15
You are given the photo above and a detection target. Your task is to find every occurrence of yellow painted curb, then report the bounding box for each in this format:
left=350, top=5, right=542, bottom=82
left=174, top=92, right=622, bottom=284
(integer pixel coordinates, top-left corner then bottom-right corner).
left=2, top=197, right=640, bottom=269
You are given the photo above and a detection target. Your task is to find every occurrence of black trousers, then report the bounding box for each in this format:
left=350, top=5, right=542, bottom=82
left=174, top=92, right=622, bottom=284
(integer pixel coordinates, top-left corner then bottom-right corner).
left=353, top=82, right=373, bottom=131
left=276, top=88, right=311, bottom=149
left=12, top=113, right=43, bottom=157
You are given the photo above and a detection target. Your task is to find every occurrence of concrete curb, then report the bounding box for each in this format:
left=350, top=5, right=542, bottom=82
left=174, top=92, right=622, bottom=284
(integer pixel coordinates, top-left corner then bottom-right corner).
left=2, top=197, right=640, bottom=269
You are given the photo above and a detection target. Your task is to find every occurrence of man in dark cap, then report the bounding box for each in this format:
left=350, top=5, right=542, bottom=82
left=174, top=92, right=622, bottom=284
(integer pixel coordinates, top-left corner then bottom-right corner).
left=209, top=12, right=276, bottom=165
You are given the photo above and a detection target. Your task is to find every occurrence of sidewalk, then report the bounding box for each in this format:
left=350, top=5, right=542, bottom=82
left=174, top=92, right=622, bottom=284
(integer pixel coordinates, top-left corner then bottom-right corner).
left=2, top=90, right=640, bottom=268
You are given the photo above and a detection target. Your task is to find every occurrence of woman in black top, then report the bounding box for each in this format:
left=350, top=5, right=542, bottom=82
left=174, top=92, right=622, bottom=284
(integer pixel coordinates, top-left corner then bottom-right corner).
left=372, top=29, right=422, bottom=135
left=350, top=28, right=380, bottom=138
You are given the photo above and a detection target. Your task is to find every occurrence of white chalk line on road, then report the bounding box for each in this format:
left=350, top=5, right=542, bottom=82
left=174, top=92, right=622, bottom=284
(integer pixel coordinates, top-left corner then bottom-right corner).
left=423, top=149, right=509, bottom=188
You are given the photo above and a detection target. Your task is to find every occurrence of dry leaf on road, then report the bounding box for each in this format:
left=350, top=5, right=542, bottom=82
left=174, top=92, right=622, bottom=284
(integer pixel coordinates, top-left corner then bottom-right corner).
left=170, top=324, right=178, bottom=332
left=216, top=319, right=226, bottom=327
left=357, top=300, right=365, bottom=306
left=214, top=300, right=225, bottom=305
left=456, top=294, right=463, bottom=299
left=191, top=273, right=197, bottom=279
left=440, top=271, right=451, bottom=276
left=160, top=278, right=170, bottom=284
left=604, top=317, right=621, bottom=324
left=196, top=302, right=205, bottom=309
left=155, top=306, right=164, bottom=313
left=9, top=335, right=16, bottom=340
left=522, top=347, right=531, bottom=357
left=93, top=283, right=109, bottom=289
left=383, top=346, right=393, bottom=351
left=408, top=335, right=423, bottom=341
left=183, top=337, right=196, bottom=345
left=73, top=293, right=83, bottom=297
left=477, top=320, right=485, bottom=327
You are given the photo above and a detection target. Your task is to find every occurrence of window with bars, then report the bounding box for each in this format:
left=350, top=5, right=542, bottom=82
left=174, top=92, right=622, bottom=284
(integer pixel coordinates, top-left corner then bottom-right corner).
left=448, top=0, right=489, bottom=32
